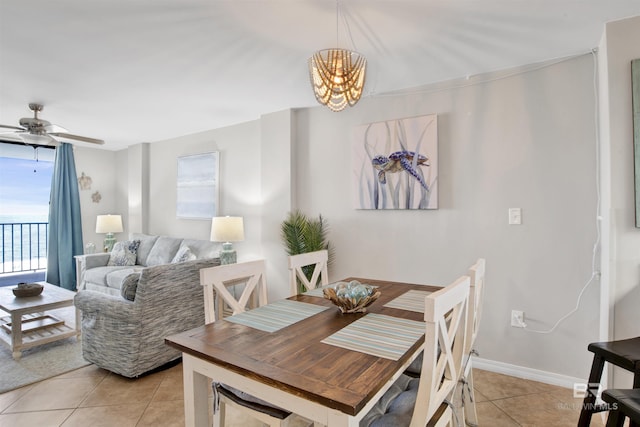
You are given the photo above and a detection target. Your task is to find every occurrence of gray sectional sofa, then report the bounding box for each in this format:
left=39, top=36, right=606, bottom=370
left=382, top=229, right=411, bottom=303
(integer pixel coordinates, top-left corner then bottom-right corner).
left=74, top=233, right=220, bottom=378
left=75, top=233, right=219, bottom=295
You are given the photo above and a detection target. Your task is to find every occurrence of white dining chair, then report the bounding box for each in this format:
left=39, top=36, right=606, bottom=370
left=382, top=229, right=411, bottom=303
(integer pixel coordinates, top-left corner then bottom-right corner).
left=459, top=258, right=486, bottom=427
left=287, top=249, right=328, bottom=296
left=403, top=259, right=486, bottom=408
left=201, top=259, right=269, bottom=323
left=359, top=275, right=470, bottom=427
left=200, top=259, right=294, bottom=427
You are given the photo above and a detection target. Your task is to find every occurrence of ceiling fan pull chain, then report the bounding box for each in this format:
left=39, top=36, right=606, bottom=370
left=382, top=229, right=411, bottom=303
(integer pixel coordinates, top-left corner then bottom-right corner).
left=33, top=146, right=38, bottom=173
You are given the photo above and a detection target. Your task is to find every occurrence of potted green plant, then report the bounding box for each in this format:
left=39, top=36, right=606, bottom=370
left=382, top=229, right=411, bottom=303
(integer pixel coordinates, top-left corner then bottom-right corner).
left=280, top=210, right=332, bottom=293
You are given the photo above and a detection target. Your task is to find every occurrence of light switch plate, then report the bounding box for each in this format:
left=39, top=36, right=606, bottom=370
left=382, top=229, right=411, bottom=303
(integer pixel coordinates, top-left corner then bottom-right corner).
left=508, top=208, right=522, bottom=225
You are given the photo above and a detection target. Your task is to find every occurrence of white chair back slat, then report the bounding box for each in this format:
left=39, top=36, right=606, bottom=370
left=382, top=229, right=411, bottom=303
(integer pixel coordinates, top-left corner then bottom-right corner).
left=457, top=258, right=486, bottom=427
left=466, top=258, right=486, bottom=353
left=287, top=250, right=328, bottom=296
left=200, top=259, right=268, bottom=323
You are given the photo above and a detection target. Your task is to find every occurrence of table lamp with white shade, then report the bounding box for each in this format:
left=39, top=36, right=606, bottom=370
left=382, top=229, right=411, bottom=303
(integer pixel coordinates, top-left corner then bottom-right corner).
left=96, top=214, right=123, bottom=252
left=210, top=216, right=244, bottom=264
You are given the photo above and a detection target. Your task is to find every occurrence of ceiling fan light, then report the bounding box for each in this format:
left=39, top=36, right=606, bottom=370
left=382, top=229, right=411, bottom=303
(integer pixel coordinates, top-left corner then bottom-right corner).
left=19, top=133, right=56, bottom=146
left=308, top=48, right=366, bottom=112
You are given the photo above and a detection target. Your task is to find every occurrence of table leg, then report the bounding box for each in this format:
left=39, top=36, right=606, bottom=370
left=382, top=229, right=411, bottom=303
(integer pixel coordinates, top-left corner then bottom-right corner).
left=326, top=409, right=358, bottom=427
left=183, top=354, right=211, bottom=427
left=10, top=312, right=22, bottom=360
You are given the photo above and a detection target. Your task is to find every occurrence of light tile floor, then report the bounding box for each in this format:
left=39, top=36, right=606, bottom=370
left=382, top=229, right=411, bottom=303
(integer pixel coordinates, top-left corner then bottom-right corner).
left=0, top=363, right=609, bottom=426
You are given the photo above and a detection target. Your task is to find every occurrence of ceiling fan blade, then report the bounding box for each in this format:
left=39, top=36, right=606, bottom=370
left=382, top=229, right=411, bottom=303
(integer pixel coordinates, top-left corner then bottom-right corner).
left=44, top=123, right=69, bottom=133
left=49, top=132, right=105, bottom=145
left=0, top=124, right=26, bottom=131
left=0, top=133, right=24, bottom=142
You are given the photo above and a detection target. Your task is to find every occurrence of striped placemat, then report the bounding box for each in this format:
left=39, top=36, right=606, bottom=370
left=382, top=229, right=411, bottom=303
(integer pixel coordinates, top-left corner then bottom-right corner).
left=226, top=299, right=330, bottom=333
left=383, top=289, right=434, bottom=313
left=321, top=313, right=424, bottom=360
left=303, top=283, right=334, bottom=297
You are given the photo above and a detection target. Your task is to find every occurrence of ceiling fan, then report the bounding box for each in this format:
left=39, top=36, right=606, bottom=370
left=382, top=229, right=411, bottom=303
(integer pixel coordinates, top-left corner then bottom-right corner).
left=0, top=103, right=104, bottom=145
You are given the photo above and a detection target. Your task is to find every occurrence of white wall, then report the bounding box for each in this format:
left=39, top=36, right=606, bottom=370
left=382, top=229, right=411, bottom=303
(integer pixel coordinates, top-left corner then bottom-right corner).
left=130, top=113, right=297, bottom=301
left=99, top=113, right=298, bottom=302
left=146, top=121, right=261, bottom=240
left=143, top=119, right=264, bottom=263
left=599, top=15, right=640, bottom=387
left=74, top=146, right=120, bottom=252
left=126, top=143, right=148, bottom=235
left=260, top=110, right=294, bottom=300
left=293, top=54, right=600, bottom=379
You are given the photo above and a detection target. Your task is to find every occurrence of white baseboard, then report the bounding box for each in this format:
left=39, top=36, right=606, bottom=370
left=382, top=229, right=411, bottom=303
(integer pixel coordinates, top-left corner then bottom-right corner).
left=472, top=357, right=585, bottom=390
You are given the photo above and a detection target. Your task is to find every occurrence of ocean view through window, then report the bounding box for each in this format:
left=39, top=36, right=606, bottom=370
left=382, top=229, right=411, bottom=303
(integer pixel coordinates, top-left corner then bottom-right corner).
left=0, top=143, right=55, bottom=276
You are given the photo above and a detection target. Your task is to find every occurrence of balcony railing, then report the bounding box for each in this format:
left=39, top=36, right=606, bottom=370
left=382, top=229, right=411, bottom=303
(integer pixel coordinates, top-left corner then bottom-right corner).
left=1, top=222, right=48, bottom=274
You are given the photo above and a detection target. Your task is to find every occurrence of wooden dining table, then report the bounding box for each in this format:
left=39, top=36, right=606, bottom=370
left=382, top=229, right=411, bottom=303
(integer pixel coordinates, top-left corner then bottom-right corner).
left=165, top=277, right=441, bottom=427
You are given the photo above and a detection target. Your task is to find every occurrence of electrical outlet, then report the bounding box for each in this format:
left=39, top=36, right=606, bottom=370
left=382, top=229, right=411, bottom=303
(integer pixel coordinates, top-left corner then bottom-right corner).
left=511, top=310, right=525, bottom=328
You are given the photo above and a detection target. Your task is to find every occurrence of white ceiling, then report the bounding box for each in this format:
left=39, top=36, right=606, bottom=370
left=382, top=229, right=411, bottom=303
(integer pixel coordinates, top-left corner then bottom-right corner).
left=1, top=1, right=639, bottom=151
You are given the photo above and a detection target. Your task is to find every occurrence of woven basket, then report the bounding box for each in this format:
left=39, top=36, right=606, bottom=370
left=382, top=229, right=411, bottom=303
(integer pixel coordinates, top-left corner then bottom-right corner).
left=12, top=283, right=44, bottom=297
left=323, top=285, right=380, bottom=314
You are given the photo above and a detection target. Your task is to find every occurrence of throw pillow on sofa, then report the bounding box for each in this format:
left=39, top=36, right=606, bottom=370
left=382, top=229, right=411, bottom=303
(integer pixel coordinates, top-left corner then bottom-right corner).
left=171, top=245, right=197, bottom=263
left=108, top=240, right=141, bottom=266
left=120, top=272, right=142, bottom=301
left=145, top=236, right=182, bottom=266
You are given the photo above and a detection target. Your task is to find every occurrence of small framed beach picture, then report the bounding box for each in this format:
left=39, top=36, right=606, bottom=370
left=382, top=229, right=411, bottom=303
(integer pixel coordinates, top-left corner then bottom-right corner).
left=352, top=114, right=438, bottom=210
left=176, top=152, right=219, bottom=219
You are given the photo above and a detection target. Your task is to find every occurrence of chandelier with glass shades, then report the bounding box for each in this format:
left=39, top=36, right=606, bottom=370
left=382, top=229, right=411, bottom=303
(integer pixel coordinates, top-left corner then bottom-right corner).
left=308, top=2, right=366, bottom=112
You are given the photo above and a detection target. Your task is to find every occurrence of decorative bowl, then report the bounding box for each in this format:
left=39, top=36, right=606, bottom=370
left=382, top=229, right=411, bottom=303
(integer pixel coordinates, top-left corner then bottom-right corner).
left=323, top=280, right=380, bottom=314
left=12, top=282, right=44, bottom=297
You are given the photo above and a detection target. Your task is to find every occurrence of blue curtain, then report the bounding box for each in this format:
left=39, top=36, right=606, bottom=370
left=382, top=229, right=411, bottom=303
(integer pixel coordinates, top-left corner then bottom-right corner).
left=46, top=143, right=84, bottom=290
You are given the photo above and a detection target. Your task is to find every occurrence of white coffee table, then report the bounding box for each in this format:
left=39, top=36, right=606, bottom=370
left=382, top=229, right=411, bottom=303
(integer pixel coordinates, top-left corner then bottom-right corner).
left=0, top=282, right=80, bottom=360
